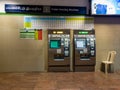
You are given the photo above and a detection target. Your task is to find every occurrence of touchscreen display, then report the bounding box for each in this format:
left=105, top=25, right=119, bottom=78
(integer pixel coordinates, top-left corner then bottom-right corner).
left=91, top=0, right=120, bottom=15
left=50, top=40, right=61, bottom=48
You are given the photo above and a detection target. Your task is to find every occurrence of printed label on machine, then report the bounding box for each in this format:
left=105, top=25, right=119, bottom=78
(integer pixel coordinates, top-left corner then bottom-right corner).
left=57, top=49, right=61, bottom=54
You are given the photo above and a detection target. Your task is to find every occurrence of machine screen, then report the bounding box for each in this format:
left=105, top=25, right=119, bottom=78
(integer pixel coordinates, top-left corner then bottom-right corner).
left=76, top=40, right=86, bottom=48
left=50, top=40, right=61, bottom=49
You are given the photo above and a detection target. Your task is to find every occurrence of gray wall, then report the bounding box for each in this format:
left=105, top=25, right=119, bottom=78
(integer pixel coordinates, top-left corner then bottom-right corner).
left=0, top=16, right=46, bottom=72
left=0, top=0, right=89, bottom=72
left=0, top=16, right=120, bottom=72
left=95, top=17, right=120, bottom=71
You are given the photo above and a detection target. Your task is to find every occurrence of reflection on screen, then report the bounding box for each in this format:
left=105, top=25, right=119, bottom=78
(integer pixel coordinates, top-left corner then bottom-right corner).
left=76, top=40, right=86, bottom=48
left=91, top=0, right=120, bottom=15
left=77, top=41, right=84, bottom=48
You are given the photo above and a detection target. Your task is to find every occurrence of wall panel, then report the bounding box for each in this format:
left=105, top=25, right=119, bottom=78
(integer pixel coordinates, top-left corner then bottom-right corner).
left=0, top=16, right=45, bottom=72
left=95, top=17, right=120, bottom=72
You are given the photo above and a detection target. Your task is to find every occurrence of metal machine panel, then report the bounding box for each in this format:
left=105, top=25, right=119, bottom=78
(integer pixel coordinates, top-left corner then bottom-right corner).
left=73, top=30, right=96, bottom=72
left=48, top=30, right=70, bottom=72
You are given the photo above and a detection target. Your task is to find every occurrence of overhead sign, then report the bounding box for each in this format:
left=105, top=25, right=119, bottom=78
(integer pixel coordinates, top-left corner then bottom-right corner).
left=5, top=4, right=43, bottom=13
left=5, top=4, right=87, bottom=15
left=50, top=6, right=86, bottom=14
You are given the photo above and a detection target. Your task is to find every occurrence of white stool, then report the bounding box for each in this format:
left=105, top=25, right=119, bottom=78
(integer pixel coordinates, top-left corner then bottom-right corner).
left=102, top=51, right=116, bottom=74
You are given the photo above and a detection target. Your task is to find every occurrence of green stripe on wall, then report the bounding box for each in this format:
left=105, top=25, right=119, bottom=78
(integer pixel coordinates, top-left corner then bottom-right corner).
left=0, top=13, right=89, bottom=16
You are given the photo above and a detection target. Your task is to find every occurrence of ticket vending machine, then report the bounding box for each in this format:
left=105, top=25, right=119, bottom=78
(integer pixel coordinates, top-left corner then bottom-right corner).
left=74, top=30, right=96, bottom=72
left=48, top=30, right=70, bottom=72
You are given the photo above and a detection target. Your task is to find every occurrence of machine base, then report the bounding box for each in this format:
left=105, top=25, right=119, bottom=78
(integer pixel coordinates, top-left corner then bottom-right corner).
left=74, top=66, right=95, bottom=72
left=48, top=66, right=70, bottom=72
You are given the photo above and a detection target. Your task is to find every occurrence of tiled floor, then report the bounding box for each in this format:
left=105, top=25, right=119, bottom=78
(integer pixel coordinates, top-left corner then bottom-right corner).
left=0, top=72, right=120, bottom=90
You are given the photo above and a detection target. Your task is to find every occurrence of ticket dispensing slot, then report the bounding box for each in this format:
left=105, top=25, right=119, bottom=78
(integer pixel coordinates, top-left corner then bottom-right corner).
left=54, top=54, right=64, bottom=61
left=74, top=30, right=96, bottom=72
left=48, top=30, right=70, bottom=72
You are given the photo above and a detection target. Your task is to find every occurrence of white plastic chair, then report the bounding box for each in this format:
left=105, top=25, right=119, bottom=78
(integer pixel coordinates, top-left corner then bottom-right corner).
left=102, top=51, right=116, bottom=74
